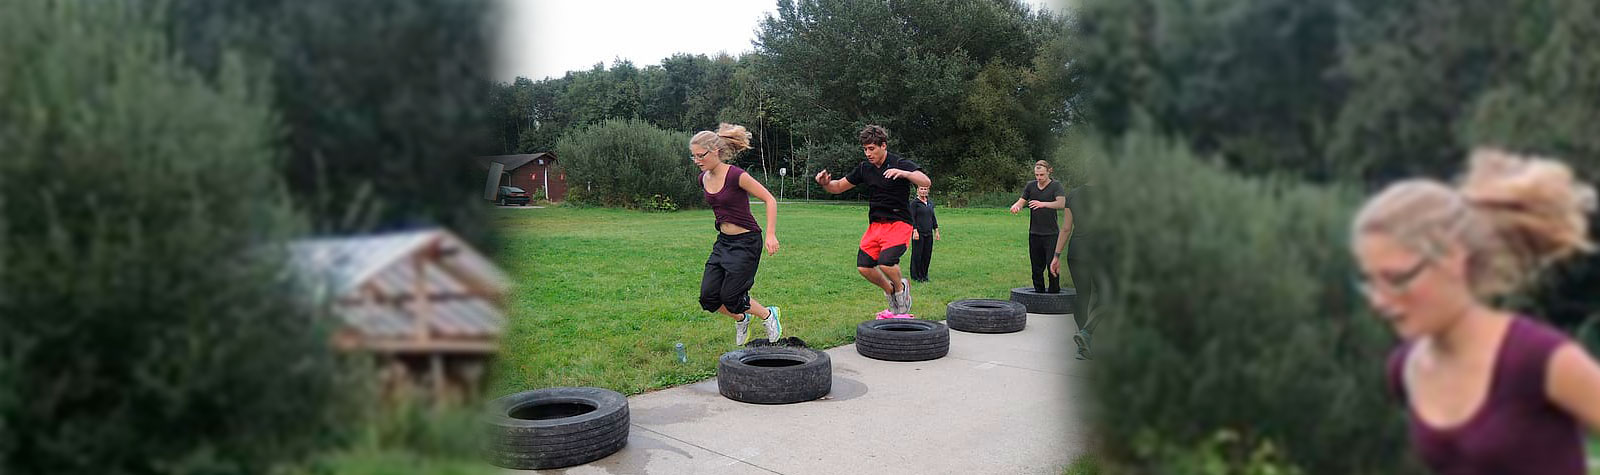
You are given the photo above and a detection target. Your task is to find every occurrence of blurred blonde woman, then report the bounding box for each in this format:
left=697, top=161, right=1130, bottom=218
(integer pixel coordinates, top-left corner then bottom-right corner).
left=1351, top=148, right=1600, bottom=474
left=691, top=123, right=782, bottom=345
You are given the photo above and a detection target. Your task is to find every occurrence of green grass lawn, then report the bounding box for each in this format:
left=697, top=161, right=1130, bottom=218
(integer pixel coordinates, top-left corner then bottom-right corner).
left=492, top=203, right=1066, bottom=396
left=1062, top=455, right=1100, bottom=475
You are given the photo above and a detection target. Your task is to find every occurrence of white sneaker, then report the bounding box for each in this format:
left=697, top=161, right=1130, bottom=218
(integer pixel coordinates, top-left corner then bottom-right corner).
left=885, top=291, right=899, bottom=314
left=762, top=306, right=782, bottom=342
left=734, top=315, right=751, bottom=345
left=898, top=278, right=912, bottom=313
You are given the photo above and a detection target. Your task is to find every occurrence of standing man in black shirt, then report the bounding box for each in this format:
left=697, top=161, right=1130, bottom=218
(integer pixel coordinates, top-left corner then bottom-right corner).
left=910, top=185, right=940, bottom=282
left=814, top=125, right=932, bottom=314
left=1011, top=160, right=1066, bottom=293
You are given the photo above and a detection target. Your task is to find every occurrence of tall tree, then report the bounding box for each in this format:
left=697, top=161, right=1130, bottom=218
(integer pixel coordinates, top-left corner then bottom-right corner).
left=1072, top=0, right=1347, bottom=180
left=754, top=0, right=1073, bottom=189
left=1, top=2, right=347, bottom=472
left=167, top=0, right=497, bottom=245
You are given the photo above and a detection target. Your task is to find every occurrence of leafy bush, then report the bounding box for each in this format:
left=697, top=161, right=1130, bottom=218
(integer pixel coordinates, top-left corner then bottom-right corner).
left=1130, top=429, right=1304, bottom=475
left=556, top=119, right=701, bottom=209
left=644, top=194, right=680, bottom=212
left=0, top=2, right=349, bottom=473
left=1078, top=132, right=1417, bottom=474
left=275, top=401, right=492, bottom=475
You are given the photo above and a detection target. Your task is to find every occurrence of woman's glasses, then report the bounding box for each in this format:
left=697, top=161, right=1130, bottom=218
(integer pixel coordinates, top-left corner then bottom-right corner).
left=1352, top=257, right=1431, bottom=298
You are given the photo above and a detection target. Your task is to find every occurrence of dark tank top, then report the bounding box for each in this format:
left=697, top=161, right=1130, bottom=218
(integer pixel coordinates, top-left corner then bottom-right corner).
left=701, top=165, right=761, bottom=234
left=1386, top=317, right=1585, bottom=475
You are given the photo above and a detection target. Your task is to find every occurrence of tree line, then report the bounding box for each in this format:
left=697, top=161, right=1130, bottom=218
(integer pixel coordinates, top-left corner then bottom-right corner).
left=489, top=0, right=1079, bottom=202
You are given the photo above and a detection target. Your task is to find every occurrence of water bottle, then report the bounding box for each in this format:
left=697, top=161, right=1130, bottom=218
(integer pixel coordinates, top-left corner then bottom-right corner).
left=674, top=342, right=687, bottom=363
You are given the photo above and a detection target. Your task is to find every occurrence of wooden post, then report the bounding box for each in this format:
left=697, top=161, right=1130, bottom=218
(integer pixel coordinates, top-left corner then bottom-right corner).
left=462, top=360, right=484, bottom=403
left=412, top=237, right=439, bottom=343
left=430, top=353, right=445, bottom=408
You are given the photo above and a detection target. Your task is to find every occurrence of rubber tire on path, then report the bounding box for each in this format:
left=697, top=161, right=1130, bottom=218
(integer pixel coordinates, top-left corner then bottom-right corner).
left=946, top=299, right=1028, bottom=333
left=717, top=346, right=832, bottom=404
left=484, top=387, right=629, bottom=470
left=1010, top=287, right=1075, bottom=315
left=855, top=319, right=950, bottom=361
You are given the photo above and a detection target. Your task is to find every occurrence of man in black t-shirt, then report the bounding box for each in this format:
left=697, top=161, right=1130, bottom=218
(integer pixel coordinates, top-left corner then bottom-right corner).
left=1010, top=161, right=1067, bottom=293
left=815, top=125, right=931, bottom=314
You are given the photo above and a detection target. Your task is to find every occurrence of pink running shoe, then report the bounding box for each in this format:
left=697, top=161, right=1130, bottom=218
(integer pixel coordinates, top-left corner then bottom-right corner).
left=875, top=309, right=915, bottom=320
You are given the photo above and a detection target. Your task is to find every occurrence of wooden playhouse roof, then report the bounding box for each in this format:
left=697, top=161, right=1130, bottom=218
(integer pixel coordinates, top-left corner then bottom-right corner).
left=289, top=229, right=509, bottom=352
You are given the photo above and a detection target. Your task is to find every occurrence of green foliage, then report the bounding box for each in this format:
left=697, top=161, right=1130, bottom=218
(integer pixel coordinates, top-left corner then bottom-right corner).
left=1127, top=429, right=1305, bottom=475
left=1065, top=455, right=1103, bottom=475
left=1078, top=132, right=1416, bottom=474
left=645, top=194, right=680, bottom=212
left=167, top=0, right=497, bottom=245
left=0, top=1, right=350, bottom=472
left=1328, top=0, right=1552, bottom=181
left=275, top=449, right=492, bottom=475
left=1071, top=0, right=1346, bottom=180
left=273, top=401, right=492, bottom=475
left=754, top=0, right=1074, bottom=189
left=348, top=400, right=485, bottom=462
left=1076, top=0, right=1600, bottom=186
left=555, top=119, right=700, bottom=210
left=496, top=54, right=746, bottom=156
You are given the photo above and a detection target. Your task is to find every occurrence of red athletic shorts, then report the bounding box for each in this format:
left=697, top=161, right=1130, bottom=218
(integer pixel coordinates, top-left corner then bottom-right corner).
left=858, top=221, right=913, bottom=267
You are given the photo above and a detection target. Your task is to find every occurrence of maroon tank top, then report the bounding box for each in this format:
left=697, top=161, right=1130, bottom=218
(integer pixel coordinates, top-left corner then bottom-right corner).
left=1386, top=317, right=1585, bottom=475
left=701, top=165, right=761, bottom=234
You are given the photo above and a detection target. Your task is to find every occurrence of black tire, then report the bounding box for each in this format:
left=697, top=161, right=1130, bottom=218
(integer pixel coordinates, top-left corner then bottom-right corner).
left=1009, top=287, right=1075, bottom=315
left=483, top=387, right=630, bottom=470
left=488, top=436, right=628, bottom=471
left=947, top=299, right=1028, bottom=333
left=717, top=346, right=832, bottom=404
left=855, top=319, right=949, bottom=361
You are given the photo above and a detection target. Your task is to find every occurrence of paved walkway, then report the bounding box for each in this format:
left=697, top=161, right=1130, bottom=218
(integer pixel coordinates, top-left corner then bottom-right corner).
left=516, top=312, right=1089, bottom=475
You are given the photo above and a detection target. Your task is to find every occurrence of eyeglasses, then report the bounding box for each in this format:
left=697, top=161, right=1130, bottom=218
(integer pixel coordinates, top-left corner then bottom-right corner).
left=1352, top=257, right=1431, bottom=298
left=691, top=150, right=713, bottom=161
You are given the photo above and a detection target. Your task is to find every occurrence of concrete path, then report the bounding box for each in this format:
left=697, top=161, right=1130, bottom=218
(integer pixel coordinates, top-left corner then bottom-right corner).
left=516, top=312, right=1089, bottom=475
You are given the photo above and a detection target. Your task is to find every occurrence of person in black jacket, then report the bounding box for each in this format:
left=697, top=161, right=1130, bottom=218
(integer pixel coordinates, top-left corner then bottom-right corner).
left=910, top=185, right=940, bottom=282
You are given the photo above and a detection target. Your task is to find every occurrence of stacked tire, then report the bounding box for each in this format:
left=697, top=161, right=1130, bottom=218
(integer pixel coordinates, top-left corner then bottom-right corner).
left=717, top=346, right=833, bottom=404
left=485, top=387, right=629, bottom=470
left=855, top=319, right=950, bottom=361
left=1009, top=287, right=1075, bottom=315
left=946, top=299, right=1028, bottom=333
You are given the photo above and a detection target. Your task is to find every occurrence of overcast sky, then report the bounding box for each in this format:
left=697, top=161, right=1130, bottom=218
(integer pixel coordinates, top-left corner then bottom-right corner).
left=495, top=0, right=1061, bottom=83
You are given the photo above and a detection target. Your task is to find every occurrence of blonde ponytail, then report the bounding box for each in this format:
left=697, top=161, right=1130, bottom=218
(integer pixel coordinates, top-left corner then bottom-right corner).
left=689, top=123, right=753, bottom=161
left=1352, top=147, right=1595, bottom=297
